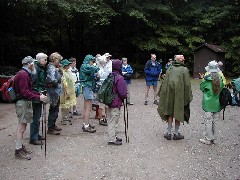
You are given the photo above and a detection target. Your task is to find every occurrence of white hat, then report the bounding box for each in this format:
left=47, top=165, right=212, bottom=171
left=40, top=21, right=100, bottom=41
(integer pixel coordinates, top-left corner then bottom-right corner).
left=205, top=60, right=220, bottom=73
left=104, top=53, right=112, bottom=57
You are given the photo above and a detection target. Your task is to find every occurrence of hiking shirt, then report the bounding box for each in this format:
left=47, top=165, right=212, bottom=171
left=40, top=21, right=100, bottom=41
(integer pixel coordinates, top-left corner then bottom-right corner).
left=14, top=68, right=40, bottom=101
left=122, top=64, right=133, bottom=84
left=157, top=61, right=193, bottom=123
left=200, top=74, right=224, bottom=112
left=144, top=60, right=162, bottom=82
left=79, top=56, right=99, bottom=89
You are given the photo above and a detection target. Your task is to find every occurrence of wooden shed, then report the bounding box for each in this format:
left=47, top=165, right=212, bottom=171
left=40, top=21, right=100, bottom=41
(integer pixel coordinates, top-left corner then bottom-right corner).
left=193, top=44, right=226, bottom=78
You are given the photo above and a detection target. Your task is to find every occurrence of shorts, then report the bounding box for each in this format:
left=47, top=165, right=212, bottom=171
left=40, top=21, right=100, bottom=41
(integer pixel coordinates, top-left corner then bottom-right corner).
left=146, top=80, right=158, bottom=87
left=15, top=100, right=33, bottom=123
left=83, top=86, right=94, bottom=100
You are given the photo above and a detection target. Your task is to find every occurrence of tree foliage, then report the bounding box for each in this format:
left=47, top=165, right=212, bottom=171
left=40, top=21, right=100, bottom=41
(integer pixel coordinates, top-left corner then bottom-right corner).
left=0, top=0, right=239, bottom=74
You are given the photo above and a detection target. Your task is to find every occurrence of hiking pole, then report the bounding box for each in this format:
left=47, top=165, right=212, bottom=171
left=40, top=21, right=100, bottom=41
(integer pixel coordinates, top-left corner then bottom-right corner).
left=41, top=103, right=44, bottom=150
left=126, top=99, right=129, bottom=143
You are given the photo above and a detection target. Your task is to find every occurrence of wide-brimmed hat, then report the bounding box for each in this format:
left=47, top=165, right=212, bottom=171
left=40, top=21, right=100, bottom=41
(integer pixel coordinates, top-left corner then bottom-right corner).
left=205, top=60, right=220, bottom=73
left=60, top=59, right=72, bottom=67
left=104, top=53, right=112, bottom=58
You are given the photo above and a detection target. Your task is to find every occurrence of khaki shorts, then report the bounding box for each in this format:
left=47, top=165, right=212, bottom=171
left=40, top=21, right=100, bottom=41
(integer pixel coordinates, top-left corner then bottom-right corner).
left=15, top=100, right=33, bottom=123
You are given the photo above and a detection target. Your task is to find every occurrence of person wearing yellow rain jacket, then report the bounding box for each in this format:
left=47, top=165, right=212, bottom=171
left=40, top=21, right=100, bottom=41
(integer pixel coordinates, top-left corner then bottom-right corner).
left=60, top=59, right=77, bottom=125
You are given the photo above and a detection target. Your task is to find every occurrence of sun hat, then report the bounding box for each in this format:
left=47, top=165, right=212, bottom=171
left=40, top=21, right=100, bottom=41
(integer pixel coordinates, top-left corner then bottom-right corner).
left=60, top=59, right=72, bottom=67
left=205, top=60, right=220, bottom=73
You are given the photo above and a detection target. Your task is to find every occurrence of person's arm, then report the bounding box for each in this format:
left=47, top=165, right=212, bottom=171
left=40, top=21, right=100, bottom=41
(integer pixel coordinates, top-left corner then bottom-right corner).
left=116, top=76, right=127, bottom=100
left=144, top=61, right=152, bottom=75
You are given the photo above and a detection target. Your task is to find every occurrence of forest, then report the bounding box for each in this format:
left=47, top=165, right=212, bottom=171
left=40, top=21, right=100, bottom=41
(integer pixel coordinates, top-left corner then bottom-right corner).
left=0, top=0, right=239, bottom=75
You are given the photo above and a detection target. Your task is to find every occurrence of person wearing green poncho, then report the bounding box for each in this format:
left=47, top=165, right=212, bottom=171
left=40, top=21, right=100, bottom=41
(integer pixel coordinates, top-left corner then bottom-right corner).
left=157, top=55, right=193, bottom=140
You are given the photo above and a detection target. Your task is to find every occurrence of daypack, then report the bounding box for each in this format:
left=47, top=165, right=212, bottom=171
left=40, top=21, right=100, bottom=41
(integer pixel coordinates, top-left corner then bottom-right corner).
left=219, top=87, right=232, bottom=120
left=0, top=76, right=17, bottom=102
left=98, top=73, right=116, bottom=105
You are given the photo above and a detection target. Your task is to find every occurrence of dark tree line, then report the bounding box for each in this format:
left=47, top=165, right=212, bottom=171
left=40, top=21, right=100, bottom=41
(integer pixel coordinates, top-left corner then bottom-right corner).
left=0, top=0, right=239, bottom=74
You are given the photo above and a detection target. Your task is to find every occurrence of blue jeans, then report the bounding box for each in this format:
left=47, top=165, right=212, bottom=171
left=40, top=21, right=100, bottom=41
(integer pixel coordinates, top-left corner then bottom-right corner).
left=48, top=98, right=60, bottom=129
left=30, top=103, right=42, bottom=141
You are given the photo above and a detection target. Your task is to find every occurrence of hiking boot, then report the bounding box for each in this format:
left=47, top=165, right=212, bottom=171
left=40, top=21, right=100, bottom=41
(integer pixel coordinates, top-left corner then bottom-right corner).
left=73, top=111, right=81, bottom=116
left=173, top=133, right=184, bottom=140
left=153, top=100, right=158, bottom=105
left=116, top=137, right=122, bottom=142
left=82, top=125, right=96, bottom=133
left=99, top=119, right=108, bottom=126
left=15, top=148, right=31, bottom=160
left=29, top=140, right=43, bottom=145
left=38, top=135, right=45, bottom=140
left=144, top=100, right=148, bottom=105
left=22, top=145, right=32, bottom=154
left=108, top=140, right=122, bottom=146
left=53, top=125, right=62, bottom=131
left=200, top=138, right=212, bottom=145
left=164, top=133, right=172, bottom=140
left=47, top=128, right=60, bottom=135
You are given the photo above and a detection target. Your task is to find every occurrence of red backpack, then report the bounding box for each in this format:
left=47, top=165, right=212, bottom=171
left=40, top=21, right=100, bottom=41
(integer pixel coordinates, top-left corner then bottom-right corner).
left=0, top=76, right=17, bottom=102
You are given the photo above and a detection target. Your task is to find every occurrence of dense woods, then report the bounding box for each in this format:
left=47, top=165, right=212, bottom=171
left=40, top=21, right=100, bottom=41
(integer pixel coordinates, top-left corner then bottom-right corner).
left=0, top=0, right=239, bottom=74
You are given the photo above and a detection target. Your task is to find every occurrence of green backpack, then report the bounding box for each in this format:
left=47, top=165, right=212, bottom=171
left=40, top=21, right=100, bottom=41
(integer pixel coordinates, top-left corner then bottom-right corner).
left=98, top=73, right=116, bottom=105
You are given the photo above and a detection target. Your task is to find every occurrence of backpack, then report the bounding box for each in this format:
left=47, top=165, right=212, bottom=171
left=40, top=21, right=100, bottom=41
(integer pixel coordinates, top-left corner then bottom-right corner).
left=98, top=73, right=116, bottom=105
left=0, top=76, right=17, bottom=102
left=219, top=87, right=232, bottom=120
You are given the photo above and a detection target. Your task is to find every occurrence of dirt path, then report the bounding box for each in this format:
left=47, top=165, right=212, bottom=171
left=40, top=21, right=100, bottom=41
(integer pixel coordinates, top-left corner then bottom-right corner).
left=0, top=79, right=239, bottom=180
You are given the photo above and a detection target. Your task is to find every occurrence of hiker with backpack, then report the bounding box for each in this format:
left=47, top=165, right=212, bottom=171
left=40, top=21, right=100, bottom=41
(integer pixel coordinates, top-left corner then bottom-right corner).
left=79, top=54, right=100, bottom=133
left=144, top=54, right=162, bottom=105
left=29, top=53, right=48, bottom=146
left=94, top=55, right=111, bottom=126
left=200, top=60, right=224, bottom=145
left=106, top=59, right=127, bottom=146
left=14, top=56, right=47, bottom=160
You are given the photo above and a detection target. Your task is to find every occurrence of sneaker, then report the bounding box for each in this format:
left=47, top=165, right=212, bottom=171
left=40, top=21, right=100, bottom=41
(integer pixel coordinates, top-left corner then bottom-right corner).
left=54, top=125, right=62, bottom=131
left=73, top=111, right=82, bottom=116
left=22, top=145, right=32, bottom=154
left=89, top=124, right=95, bottom=129
left=200, top=138, right=212, bottom=145
left=99, top=119, right=108, bottom=126
left=127, top=102, right=133, bottom=105
left=164, top=133, right=172, bottom=140
left=144, top=100, right=148, bottom=105
left=15, top=148, right=31, bottom=160
left=173, top=133, right=184, bottom=140
left=47, top=128, right=60, bottom=135
left=69, top=112, right=73, bottom=118
left=153, top=100, right=158, bottom=105
left=108, top=140, right=122, bottom=146
left=82, top=125, right=96, bottom=133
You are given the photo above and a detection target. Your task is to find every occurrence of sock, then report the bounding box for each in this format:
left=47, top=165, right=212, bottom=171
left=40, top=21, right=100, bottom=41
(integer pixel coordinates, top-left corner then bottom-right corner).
left=175, top=124, right=180, bottom=134
left=167, top=123, right=172, bottom=134
left=15, top=140, right=22, bottom=150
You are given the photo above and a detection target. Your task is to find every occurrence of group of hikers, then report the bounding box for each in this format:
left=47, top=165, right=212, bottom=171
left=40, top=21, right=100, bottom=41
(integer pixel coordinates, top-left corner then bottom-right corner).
left=11, top=51, right=240, bottom=160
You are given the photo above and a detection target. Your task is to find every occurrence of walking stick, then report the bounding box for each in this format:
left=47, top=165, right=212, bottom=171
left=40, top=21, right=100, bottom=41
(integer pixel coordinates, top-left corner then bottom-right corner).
left=42, top=102, right=47, bottom=158
left=41, top=103, right=44, bottom=150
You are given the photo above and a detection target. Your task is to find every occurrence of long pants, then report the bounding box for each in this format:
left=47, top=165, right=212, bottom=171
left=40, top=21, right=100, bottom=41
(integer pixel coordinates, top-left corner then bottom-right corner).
left=48, top=99, right=60, bottom=129
left=107, top=108, right=121, bottom=142
left=30, top=103, right=42, bottom=141
left=204, top=112, right=220, bottom=141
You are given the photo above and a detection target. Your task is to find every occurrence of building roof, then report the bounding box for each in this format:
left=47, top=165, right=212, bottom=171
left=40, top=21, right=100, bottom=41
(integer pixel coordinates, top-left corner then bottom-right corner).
left=193, top=43, right=226, bottom=53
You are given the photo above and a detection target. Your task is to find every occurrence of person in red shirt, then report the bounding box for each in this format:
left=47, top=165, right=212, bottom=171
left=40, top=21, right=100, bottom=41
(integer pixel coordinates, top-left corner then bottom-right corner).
left=14, top=56, right=47, bottom=160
